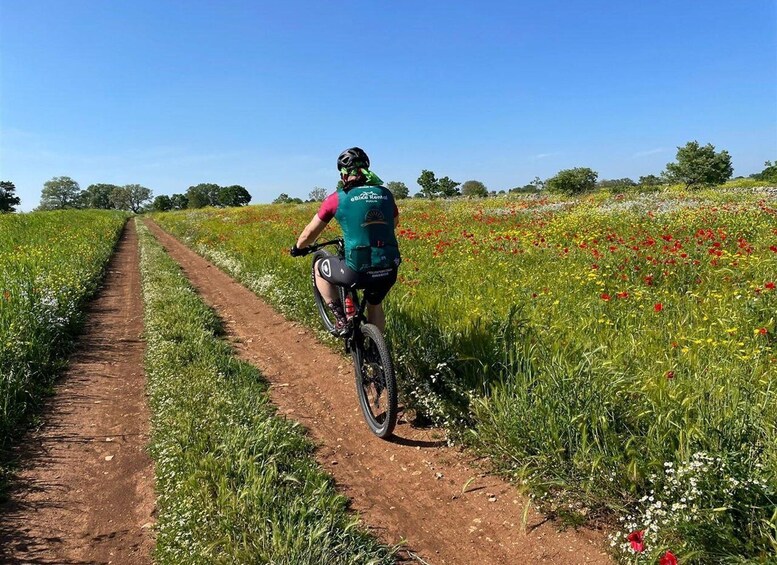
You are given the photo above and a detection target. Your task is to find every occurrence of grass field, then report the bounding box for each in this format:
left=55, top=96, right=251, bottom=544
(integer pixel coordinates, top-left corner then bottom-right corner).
left=0, top=210, right=127, bottom=483
left=137, top=220, right=394, bottom=564
left=154, top=189, right=777, bottom=563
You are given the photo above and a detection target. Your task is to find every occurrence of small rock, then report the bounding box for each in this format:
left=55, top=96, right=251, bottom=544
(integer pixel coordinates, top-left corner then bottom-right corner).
left=105, top=455, right=114, bottom=461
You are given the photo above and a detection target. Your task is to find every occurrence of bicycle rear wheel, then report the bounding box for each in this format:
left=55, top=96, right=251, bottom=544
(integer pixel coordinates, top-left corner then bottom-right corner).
left=311, top=250, right=339, bottom=334
left=352, top=323, right=397, bottom=438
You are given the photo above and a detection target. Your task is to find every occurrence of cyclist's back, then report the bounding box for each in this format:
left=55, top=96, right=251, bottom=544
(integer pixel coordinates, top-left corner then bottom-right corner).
left=319, top=183, right=400, bottom=273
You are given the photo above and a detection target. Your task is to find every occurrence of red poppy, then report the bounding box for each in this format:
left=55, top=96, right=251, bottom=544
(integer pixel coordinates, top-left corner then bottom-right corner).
left=616, top=291, right=629, bottom=299
left=601, top=293, right=612, bottom=301
left=659, top=550, right=678, bottom=565
left=627, top=530, right=645, bottom=553
left=666, top=370, right=675, bottom=379
left=770, top=245, right=777, bottom=253
left=766, top=282, right=776, bottom=290
left=759, top=327, right=768, bottom=335
left=654, top=303, right=664, bottom=312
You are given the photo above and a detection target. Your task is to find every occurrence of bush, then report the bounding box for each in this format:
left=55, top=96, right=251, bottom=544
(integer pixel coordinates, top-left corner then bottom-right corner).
left=546, top=168, right=598, bottom=195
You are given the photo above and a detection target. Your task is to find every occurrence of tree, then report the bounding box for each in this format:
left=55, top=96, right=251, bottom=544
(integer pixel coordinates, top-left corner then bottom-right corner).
left=638, top=174, right=663, bottom=187
left=39, top=176, right=82, bottom=210
left=417, top=170, right=438, bottom=199
left=417, top=170, right=460, bottom=198
left=309, top=187, right=328, bottom=202
left=170, top=193, right=189, bottom=210
left=461, top=180, right=488, bottom=198
left=437, top=176, right=460, bottom=197
left=81, top=183, right=119, bottom=209
left=112, top=184, right=152, bottom=213
left=664, top=141, right=733, bottom=189
left=219, top=185, right=252, bottom=207
left=545, top=168, right=598, bottom=195
left=598, top=178, right=636, bottom=189
left=597, top=178, right=637, bottom=194
left=510, top=177, right=544, bottom=194
left=187, top=183, right=221, bottom=208
left=0, top=181, right=21, bottom=213
left=750, top=160, right=777, bottom=183
left=509, top=184, right=539, bottom=194
left=385, top=181, right=409, bottom=199
left=273, top=193, right=303, bottom=204
left=152, top=195, right=173, bottom=211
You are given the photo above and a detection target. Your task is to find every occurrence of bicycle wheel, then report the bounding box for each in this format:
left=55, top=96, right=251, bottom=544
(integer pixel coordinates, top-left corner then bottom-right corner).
left=311, top=250, right=337, bottom=334
left=352, top=323, right=397, bottom=438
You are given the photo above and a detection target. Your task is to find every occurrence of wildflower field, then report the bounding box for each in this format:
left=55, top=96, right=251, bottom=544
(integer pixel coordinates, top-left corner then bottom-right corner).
left=0, top=210, right=127, bottom=467
left=154, top=189, right=777, bottom=563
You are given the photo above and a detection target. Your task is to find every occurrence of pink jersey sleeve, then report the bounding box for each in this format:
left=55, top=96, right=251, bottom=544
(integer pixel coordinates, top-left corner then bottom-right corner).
left=317, top=192, right=339, bottom=222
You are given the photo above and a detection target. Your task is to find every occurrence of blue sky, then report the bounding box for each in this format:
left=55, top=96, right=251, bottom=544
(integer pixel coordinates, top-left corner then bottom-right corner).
left=1, top=1, right=775, bottom=210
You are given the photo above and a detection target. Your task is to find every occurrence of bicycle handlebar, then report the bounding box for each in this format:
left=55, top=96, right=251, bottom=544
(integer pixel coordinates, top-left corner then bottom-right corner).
left=293, top=238, right=343, bottom=257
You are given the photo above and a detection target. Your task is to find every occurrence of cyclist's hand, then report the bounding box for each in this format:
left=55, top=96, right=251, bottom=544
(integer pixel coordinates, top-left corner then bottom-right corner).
left=290, top=245, right=305, bottom=257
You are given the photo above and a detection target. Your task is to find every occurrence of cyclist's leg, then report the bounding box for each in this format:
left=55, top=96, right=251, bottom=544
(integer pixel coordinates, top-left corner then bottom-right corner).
left=362, top=267, right=398, bottom=333
left=317, top=256, right=358, bottom=331
left=366, top=303, right=386, bottom=332
left=314, top=259, right=339, bottom=305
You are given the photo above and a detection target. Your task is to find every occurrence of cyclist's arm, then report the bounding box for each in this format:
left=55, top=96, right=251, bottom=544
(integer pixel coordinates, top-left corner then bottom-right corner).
left=296, top=215, right=328, bottom=249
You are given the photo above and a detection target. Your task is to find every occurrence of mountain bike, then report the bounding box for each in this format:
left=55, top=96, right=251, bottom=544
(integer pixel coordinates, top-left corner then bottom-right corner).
left=294, top=238, right=397, bottom=438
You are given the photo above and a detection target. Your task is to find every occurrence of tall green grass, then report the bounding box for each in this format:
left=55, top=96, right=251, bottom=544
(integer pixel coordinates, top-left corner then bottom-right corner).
left=0, top=210, right=127, bottom=483
left=153, top=191, right=777, bottom=562
left=137, top=220, right=394, bottom=564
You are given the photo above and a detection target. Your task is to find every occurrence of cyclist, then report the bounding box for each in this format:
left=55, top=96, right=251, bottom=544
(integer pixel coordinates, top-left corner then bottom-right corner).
left=291, top=147, right=401, bottom=335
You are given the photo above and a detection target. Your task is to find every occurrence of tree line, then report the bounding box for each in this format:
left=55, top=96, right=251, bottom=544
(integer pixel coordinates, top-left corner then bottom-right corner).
left=271, top=141, right=776, bottom=203
left=0, top=177, right=253, bottom=214
left=1, top=140, right=774, bottom=214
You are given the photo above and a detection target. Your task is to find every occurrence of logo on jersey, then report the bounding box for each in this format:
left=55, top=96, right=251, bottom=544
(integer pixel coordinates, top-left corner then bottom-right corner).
left=361, top=209, right=387, bottom=227
left=320, top=259, right=331, bottom=277
left=350, top=191, right=388, bottom=202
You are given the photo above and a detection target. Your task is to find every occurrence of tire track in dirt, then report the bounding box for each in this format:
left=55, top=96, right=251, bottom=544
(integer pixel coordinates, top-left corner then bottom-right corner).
left=0, top=220, right=155, bottom=565
left=146, top=220, right=611, bottom=565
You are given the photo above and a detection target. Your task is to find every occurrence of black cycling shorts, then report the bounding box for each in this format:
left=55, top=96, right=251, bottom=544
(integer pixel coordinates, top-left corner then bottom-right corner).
left=316, top=255, right=398, bottom=305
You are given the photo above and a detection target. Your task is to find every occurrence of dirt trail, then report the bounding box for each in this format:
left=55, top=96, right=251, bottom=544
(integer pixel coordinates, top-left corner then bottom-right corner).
left=0, top=221, right=155, bottom=565
left=146, top=220, right=611, bottom=565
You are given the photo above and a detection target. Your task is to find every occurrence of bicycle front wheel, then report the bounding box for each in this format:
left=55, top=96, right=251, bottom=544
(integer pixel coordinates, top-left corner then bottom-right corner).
left=352, top=323, right=397, bottom=438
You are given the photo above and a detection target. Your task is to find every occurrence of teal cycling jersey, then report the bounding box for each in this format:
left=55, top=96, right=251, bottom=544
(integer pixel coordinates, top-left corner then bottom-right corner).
left=317, top=185, right=401, bottom=272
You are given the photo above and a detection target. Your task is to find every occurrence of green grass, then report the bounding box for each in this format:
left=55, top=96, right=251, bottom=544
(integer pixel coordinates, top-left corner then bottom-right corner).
left=137, top=219, right=394, bottom=564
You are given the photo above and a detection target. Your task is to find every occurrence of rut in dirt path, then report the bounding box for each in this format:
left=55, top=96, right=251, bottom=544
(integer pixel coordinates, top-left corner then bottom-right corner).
left=146, top=220, right=611, bottom=565
left=0, top=220, right=155, bottom=565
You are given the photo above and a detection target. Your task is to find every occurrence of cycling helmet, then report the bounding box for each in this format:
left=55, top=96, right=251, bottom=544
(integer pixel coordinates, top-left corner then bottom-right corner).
left=337, top=147, right=370, bottom=172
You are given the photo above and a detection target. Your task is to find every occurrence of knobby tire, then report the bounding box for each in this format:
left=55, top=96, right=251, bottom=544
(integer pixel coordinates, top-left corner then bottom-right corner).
left=353, top=323, right=397, bottom=438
